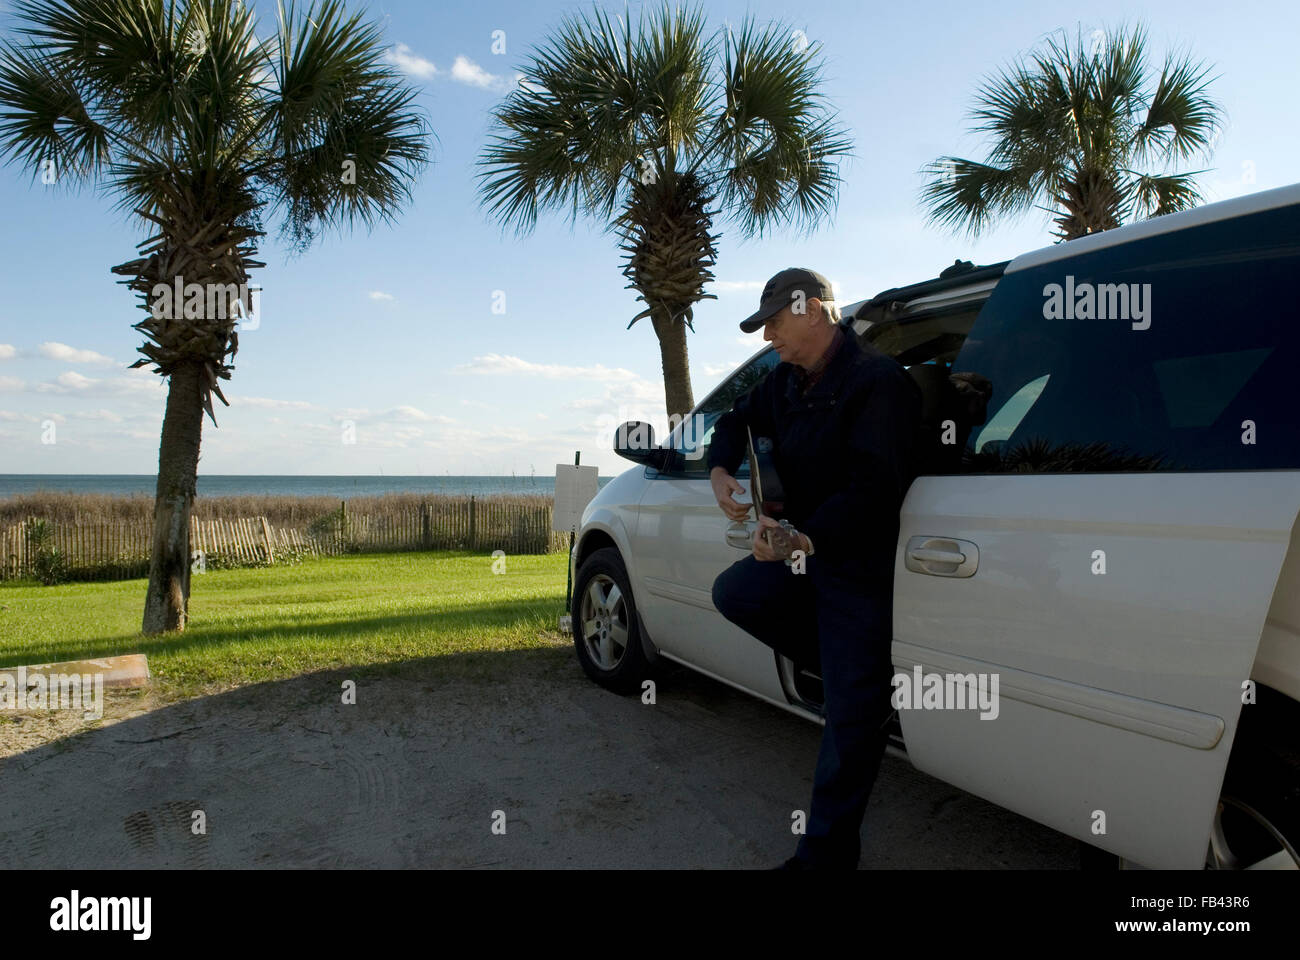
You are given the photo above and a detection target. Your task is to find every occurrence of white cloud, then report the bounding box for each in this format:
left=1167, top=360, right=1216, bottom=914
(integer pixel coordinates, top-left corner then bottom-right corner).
left=0, top=376, right=24, bottom=392
left=299, top=411, right=464, bottom=451
left=451, top=55, right=510, bottom=92
left=389, top=405, right=453, bottom=423
left=39, top=371, right=96, bottom=392
left=74, top=408, right=124, bottom=423
left=562, top=376, right=662, bottom=412
left=701, top=361, right=741, bottom=377
left=32, top=370, right=162, bottom=397
left=331, top=405, right=454, bottom=425
left=230, top=396, right=319, bottom=411
left=456, top=354, right=639, bottom=381
left=736, top=334, right=765, bottom=347
left=385, top=47, right=515, bottom=92
left=0, top=409, right=72, bottom=423
left=39, top=341, right=117, bottom=365
left=0, top=344, right=16, bottom=360
left=416, top=422, right=544, bottom=452
left=387, top=43, right=437, bottom=78
left=369, top=290, right=396, bottom=302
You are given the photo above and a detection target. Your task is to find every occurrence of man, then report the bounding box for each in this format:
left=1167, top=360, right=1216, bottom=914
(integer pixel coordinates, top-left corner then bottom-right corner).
left=708, top=267, right=922, bottom=870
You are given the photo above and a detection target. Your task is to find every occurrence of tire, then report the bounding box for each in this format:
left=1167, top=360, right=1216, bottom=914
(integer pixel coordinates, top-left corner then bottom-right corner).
left=1209, top=684, right=1300, bottom=869
left=571, top=547, right=655, bottom=695
left=1080, top=684, right=1300, bottom=870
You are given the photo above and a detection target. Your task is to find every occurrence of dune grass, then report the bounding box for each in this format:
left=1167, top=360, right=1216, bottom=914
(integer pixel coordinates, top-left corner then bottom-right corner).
left=0, top=490, right=557, bottom=525
left=0, top=550, right=571, bottom=700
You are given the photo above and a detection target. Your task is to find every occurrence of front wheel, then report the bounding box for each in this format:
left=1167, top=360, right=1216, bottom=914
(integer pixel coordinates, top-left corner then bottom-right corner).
left=572, top=547, right=655, bottom=695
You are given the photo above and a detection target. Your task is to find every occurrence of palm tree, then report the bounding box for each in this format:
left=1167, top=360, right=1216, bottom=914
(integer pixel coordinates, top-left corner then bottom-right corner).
left=0, top=0, right=431, bottom=633
left=920, top=24, right=1224, bottom=241
left=477, top=4, right=851, bottom=420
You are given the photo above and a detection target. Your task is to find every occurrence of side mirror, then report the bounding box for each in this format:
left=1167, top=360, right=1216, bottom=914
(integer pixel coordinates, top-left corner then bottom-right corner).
left=614, top=421, right=667, bottom=467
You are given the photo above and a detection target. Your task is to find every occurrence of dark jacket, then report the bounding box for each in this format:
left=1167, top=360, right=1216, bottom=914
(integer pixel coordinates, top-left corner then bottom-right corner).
left=706, top=328, right=923, bottom=589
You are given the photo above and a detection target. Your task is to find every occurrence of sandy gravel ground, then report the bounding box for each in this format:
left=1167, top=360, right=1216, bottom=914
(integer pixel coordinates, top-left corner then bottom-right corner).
left=0, top=647, right=1079, bottom=869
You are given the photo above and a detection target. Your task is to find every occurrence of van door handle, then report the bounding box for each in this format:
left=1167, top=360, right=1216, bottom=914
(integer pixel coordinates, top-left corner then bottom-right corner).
left=725, top=522, right=755, bottom=550
left=904, top=536, right=979, bottom=577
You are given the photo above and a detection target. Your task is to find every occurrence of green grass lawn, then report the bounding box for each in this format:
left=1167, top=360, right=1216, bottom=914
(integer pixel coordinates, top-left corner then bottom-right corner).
left=0, top=550, right=571, bottom=699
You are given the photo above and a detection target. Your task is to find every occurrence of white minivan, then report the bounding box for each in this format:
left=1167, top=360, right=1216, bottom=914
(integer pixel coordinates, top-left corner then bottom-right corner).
left=569, top=183, right=1300, bottom=870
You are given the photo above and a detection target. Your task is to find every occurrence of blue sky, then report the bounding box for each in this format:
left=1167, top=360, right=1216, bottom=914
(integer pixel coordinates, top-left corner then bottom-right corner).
left=0, top=0, right=1295, bottom=477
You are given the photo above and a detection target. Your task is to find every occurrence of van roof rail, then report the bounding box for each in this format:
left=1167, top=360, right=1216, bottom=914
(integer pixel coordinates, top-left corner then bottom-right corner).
left=866, top=259, right=1011, bottom=307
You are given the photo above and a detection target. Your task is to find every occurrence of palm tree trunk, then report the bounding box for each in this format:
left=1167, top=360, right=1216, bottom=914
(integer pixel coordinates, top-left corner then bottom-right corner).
left=142, top=361, right=205, bottom=634
left=1054, top=171, right=1123, bottom=240
left=651, top=310, right=695, bottom=422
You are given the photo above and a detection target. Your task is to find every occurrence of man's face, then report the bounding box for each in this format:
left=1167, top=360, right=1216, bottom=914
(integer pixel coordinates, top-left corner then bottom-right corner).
left=762, top=297, right=822, bottom=367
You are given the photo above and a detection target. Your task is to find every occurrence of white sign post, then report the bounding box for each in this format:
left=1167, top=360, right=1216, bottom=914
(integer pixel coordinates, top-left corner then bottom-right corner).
left=555, top=462, right=599, bottom=634
left=553, top=464, right=600, bottom=534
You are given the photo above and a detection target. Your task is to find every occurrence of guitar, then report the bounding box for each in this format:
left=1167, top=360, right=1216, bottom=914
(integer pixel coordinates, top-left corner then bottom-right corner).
left=746, top=426, right=797, bottom=561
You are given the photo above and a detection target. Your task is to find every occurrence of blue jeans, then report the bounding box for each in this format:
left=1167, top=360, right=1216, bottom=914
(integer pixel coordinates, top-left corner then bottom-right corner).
left=712, top=553, right=895, bottom=868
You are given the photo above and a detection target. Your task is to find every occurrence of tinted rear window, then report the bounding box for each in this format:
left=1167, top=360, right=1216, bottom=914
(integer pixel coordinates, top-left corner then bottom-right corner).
left=951, top=202, right=1300, bottom=472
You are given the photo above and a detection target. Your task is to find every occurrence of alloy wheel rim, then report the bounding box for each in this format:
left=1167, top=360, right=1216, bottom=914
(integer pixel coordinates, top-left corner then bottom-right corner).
left=580, top=574, right=629, bottom=671
left=1205, top=796, right=1299, bottom=870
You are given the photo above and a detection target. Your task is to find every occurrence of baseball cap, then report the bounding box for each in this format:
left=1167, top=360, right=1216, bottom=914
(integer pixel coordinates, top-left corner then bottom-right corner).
left=739, top=267, right=835, bottom=333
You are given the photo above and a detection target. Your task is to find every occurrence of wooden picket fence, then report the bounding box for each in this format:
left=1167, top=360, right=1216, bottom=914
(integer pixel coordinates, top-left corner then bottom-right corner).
left=2, top=516, right=154, bottom=581
left=0, top=496, right=571, bottom=582
left=190, top=516, right=315, bottom=566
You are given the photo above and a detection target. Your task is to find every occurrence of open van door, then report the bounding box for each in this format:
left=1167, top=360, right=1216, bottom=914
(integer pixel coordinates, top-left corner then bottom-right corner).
left=892, top=187, right=1300, bottom=868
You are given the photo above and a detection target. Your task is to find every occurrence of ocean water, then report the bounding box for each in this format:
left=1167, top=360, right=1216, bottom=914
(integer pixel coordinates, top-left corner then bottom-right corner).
left=0, top=474, right=614, bottom=499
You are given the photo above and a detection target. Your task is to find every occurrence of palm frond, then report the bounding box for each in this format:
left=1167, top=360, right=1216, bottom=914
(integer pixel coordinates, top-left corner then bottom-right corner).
left=479, top=3, right=849, bottom=240
left=919, top=156, right=1038, bottom=238
left=478, top=5, right=645, bottom=232
left=922, top=21, right=1224, bottom=239
left=264, top=0, right=432, bottom=248
left=0, top=37, right=111, bottom=183
left=635, top=1, right=712, bottom=174
left=1134, top=50, right=1222, bottom=163
left=709, top=16, right=851, bottom=235
left=1124, top=169, right=1206, bottom=219
left=15, top=0, right=195, bottom=149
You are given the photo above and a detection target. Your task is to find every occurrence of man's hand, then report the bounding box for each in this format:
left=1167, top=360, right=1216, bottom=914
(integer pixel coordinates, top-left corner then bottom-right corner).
left=710, top=467, right=750, bottom=522
left=753, top=516, right=812, bottom=562
left=752, top=515, right=781, bottom=561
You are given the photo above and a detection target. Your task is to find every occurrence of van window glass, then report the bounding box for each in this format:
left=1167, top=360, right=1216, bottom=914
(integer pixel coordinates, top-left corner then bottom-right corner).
left=671, top=348, right=781, bottom=476
left=951, top=203, right=1300, bottom=472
